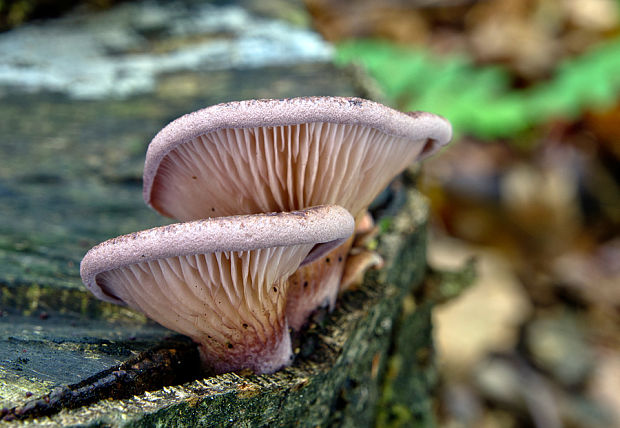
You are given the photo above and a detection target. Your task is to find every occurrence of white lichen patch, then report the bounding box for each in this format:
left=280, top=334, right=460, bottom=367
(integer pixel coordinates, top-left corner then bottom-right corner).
left=0, top=2, right=333, bottom=99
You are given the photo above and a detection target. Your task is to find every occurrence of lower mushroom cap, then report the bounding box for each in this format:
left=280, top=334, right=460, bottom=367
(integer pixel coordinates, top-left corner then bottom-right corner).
left=98, top=247, right=302, bottom=374
left=80, top=206, right=354, bottom=374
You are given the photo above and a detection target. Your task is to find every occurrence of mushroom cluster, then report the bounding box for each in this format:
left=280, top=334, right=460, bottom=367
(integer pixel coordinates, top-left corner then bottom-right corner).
left=81, top=96, right=452, bottom=375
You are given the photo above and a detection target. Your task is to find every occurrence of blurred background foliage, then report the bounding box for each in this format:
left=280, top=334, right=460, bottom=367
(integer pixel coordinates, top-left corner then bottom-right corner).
left=306, top=0, right=620, bottom=426
left=336, top=37, right=620, bottom=140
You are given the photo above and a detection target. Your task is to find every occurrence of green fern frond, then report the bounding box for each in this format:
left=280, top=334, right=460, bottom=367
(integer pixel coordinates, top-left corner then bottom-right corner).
left=335, top=38, right=620, bottom=140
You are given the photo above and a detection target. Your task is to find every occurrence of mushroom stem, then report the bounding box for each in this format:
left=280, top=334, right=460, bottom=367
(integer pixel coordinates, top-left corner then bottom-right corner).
left=196, top=297, right=293, bottom=374
left=197, top=337, right=292, bottom=375
left=286, top=211, right=382, bottom=330
left=286, top=236, right=354, bottom=331
left=339, top=248, right=384, bottom=291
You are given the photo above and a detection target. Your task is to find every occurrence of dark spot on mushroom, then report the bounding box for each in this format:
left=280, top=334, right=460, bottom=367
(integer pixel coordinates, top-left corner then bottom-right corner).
left=325, top=257, right=330, bottom=264
left=242, top=323, right=248, bottom=329
left=303, top=281, right=308, bottom=288
left=227, top=343, right=233, bottom=349
left=207, top=335, right=212, bottom=339
left=348, top=98, right=363, bottom=107
left=338, top=256, right=343, bottom=262
left=211, top=207, right=215, bottom=212
left=192, top=175, right=197, bottom=179
left=405, top=110, right=425, bottom=119
left=273, top=286, right=278, bottom=293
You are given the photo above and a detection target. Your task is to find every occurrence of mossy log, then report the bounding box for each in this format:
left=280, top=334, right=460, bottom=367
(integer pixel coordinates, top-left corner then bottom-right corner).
left=3, top=186, right=436, bottom=427
left=0, top=58, right=471, bottom=426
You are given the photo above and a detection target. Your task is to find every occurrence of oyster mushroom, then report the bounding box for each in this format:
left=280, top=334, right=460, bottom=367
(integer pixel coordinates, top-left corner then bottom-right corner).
left=80, top=205, right=354, bottom=374
left=142, top=96, right=452, bottom=330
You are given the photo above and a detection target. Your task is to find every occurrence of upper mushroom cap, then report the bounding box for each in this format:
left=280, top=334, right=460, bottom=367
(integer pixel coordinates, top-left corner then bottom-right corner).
left=142, top=96, right=452, bottom=220
left=81, top=205, right=354, bottom=305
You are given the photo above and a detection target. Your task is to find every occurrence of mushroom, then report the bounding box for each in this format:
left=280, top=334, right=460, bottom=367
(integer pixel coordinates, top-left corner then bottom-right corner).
left=80, top=205, right=354, bottom=374
left=142, top=96, right=452, bottom=330
left=340, top=248, right=385, bottom=291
